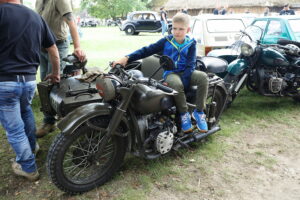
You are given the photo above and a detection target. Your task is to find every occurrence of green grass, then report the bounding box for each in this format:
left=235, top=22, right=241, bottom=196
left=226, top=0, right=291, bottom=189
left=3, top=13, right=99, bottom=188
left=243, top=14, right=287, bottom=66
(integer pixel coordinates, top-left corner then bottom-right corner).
left=1, top=26, right=300, bottom=199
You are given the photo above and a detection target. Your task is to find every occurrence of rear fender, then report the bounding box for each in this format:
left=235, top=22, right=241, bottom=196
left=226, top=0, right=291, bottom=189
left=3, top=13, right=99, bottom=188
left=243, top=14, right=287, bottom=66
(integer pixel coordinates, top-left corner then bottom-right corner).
left=227, top=59, right=249, bottom=76
left=58, top=103, right=111, bottom=135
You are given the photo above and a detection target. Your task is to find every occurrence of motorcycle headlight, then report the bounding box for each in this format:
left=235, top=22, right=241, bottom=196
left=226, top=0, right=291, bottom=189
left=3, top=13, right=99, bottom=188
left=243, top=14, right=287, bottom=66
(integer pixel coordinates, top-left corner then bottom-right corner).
left=96, top=75, right=121, bottom=101
left=240, top=43, right=254, bottom=56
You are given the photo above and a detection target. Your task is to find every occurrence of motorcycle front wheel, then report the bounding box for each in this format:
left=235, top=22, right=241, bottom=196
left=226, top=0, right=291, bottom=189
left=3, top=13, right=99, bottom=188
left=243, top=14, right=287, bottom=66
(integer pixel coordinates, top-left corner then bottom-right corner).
left=47, top=117, right=127, bottom=194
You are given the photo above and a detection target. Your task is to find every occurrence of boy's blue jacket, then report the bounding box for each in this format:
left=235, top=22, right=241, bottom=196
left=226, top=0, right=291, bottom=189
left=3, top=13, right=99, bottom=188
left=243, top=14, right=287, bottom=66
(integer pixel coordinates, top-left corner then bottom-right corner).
left=127, top=35, right=196, bottom=90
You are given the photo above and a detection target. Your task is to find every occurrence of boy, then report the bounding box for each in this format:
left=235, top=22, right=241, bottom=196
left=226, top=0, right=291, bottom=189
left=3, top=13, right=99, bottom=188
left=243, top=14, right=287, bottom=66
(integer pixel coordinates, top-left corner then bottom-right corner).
left=114, top=13, right=208, bottom=133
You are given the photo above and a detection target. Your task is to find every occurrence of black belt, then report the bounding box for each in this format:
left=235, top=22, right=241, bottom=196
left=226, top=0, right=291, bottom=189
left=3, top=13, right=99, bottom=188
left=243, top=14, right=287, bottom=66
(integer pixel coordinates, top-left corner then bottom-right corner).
left=0, top=74, right=36, bottom=82
left=56, top=39, right=67, bottom=45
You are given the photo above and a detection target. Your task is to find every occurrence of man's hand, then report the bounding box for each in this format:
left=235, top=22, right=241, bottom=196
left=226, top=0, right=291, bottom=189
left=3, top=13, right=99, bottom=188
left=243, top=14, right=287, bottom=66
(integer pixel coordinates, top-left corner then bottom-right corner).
left=112, top=56, right=129, bottom=67
left=73, top=47, right=86, bottom=62
left=44, top=73, right=60, bottom=83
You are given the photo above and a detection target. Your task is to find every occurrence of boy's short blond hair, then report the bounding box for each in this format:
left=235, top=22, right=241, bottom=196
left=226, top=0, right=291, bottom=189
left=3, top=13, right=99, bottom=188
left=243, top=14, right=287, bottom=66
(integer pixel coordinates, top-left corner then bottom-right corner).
left=172, top=13, right=190, bottom=27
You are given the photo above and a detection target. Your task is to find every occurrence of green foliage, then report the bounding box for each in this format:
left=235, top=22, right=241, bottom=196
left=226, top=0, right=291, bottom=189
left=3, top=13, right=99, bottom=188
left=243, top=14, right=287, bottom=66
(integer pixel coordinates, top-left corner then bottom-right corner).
left=81, top=0, right=148, bottom=19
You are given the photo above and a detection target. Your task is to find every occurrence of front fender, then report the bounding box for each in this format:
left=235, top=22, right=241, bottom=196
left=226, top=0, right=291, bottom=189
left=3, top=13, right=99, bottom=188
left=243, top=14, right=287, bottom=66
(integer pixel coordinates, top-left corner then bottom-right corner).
left=58, top=102, right=111, bottom=135
left=227, top=59, right=249, bottom=76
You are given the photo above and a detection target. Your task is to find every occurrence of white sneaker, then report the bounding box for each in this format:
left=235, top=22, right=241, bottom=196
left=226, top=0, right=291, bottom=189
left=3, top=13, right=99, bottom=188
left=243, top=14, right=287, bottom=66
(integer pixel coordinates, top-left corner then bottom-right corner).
left=11, top=161, right=39, bottom=181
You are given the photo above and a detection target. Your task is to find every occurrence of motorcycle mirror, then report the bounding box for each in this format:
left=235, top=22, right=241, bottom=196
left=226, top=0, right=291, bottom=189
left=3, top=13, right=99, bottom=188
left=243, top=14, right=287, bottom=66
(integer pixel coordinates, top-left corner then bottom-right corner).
left=159, top=55, right=175, bottom=71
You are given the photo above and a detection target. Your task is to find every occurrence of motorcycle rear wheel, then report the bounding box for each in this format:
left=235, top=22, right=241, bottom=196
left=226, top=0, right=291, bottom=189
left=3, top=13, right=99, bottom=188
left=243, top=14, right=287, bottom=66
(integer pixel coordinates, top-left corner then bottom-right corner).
left=47, top=118, right=127, bottom=194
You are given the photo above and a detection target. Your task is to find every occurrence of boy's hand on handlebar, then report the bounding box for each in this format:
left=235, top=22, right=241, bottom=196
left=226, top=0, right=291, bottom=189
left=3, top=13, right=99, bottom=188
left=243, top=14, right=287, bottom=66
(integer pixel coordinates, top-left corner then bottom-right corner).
left=112, top=56, right=129, bottom=68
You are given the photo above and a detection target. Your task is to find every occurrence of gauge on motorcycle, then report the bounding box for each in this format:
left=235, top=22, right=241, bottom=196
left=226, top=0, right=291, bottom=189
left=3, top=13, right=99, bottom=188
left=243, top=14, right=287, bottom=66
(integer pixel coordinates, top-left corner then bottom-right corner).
left=241, top=43, right=254, bottom=56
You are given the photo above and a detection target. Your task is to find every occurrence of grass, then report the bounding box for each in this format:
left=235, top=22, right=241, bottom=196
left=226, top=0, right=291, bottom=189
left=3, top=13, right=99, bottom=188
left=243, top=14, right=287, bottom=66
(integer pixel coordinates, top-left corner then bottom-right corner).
left=1, top=26, right=300, bottom=199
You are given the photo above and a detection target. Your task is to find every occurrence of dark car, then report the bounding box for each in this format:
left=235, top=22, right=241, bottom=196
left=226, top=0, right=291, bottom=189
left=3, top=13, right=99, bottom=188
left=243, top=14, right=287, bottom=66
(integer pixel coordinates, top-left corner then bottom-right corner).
left=120, top=11, right=172, bottom=35
left=80, top=18, right=98, bottom=27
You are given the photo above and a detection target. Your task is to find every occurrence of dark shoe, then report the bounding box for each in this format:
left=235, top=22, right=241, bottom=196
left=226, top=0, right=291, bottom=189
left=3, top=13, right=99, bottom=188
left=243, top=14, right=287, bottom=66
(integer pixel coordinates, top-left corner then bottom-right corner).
left=36, top=123, right=55, bottom=138
left=192, top=110, right=208, bottom=133
left=12, top=161, right=39, bottom=181
left=180, top=112, right=193, bottom=133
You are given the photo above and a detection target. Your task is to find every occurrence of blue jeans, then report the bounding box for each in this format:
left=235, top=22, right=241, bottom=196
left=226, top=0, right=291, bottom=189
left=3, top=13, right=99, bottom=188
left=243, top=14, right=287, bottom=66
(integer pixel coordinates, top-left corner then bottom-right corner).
left=161, top=21, right=168, bottom=36
left=0, top=80, right=37, bottom=173
left=40, top=40, right=69, bottom=124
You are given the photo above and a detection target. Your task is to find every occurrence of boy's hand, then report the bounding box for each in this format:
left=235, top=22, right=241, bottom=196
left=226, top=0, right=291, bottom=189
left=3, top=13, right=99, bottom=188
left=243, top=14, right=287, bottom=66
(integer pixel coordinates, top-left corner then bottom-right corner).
left=112, top=56, right=129, bottom=67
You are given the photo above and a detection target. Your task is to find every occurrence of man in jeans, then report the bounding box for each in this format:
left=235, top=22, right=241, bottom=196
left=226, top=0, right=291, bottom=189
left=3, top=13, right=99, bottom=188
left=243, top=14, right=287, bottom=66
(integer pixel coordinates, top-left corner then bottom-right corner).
left=0, top=0, right=60, bottom=181
left=35, top=0, right=86, bottom=137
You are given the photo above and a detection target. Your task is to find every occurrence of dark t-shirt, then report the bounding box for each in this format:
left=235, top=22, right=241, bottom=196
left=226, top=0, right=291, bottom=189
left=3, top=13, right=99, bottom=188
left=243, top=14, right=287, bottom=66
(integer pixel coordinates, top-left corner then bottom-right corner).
left=0, top=3, right=56, bottom=75
left=160, top=10, right=167, bottom=21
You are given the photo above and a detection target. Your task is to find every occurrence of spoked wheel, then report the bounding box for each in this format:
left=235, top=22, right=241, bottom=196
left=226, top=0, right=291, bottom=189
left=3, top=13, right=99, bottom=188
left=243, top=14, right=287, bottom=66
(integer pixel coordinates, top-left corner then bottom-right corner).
left=47, top=116, right=127, bottom=194
left=206, top=87, right=226, bottom=121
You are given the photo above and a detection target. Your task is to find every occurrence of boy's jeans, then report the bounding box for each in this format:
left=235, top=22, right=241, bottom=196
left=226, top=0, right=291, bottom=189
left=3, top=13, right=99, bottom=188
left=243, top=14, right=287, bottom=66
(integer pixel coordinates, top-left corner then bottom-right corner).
left=165, top=71, right=209, bottom=113
left=40, top=40, right=69, bottom=124
left=0, top=81, right=37, bottom=173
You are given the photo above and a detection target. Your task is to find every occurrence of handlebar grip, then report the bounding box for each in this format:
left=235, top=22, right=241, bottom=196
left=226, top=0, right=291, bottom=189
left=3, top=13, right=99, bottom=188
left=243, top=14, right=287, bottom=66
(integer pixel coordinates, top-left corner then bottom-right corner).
left=156, top=83, right=173, bottom=93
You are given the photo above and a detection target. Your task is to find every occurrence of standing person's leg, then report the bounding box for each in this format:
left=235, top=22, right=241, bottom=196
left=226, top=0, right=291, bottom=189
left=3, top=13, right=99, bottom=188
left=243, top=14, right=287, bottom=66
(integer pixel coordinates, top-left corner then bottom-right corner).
left=0, top=81, right=39, bottom=181
left=165, top=73, right=192, bottom=133
left=37, top=40, right=70, bottom=138
left=190, top=71, right=209, bottom=132
left=21, top=81, right=37, bottom=153
left=161, top=21, right=166, bottom=36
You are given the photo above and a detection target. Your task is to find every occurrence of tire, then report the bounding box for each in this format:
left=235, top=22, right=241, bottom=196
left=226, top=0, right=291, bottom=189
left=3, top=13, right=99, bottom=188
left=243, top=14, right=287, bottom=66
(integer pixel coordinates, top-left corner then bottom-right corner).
left=133, top=32, right=140, bottom=35
left=206, top=87, right=226, bottom=122
left=125, top=26, right=135, bottom=35
left=47, top=116, right=127, bottom=194
left=168, top=26, right=172, bottom=35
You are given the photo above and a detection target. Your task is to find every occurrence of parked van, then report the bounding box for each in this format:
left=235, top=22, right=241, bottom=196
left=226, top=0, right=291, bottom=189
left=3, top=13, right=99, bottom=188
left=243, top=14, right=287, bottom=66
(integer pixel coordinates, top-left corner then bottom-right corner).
left=190, top=15, right=246, bottom=56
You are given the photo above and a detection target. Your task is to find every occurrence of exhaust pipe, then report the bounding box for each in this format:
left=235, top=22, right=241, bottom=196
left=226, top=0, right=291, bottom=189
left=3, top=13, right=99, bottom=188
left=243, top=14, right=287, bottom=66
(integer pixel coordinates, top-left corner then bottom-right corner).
left=173, top=125, right=221, bottom=150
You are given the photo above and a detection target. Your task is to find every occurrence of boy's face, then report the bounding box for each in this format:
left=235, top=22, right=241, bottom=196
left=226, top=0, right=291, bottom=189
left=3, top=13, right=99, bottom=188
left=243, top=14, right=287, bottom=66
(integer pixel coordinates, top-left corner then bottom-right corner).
left=172, top=22, right=190, bottom=43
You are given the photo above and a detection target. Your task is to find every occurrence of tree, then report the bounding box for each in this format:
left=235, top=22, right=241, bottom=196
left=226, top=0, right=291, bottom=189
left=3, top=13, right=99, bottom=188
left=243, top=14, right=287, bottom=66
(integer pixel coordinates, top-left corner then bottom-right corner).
left=81, top=0, right=148, bottom=19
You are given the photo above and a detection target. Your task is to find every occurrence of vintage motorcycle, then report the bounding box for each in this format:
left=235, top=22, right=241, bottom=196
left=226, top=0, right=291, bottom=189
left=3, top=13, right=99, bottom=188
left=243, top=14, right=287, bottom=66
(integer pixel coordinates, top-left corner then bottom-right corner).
left=207, top=25, right=300, bottom=104
left=40, top=55, right=227, bottom=194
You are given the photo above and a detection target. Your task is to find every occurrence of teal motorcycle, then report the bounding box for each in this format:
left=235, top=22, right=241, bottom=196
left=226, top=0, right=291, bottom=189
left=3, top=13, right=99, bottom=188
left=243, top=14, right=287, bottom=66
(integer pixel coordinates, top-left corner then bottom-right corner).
left=206, top=25, right=300, bottom=104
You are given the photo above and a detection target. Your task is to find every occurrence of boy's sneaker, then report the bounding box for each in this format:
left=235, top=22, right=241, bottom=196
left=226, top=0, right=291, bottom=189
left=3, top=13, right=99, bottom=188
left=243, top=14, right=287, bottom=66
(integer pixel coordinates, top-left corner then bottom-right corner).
left=11, top=161, right=39, bottom=181
left=192, top=110, right=208, bottom=133
left=180, top=112, right=193, bottom=133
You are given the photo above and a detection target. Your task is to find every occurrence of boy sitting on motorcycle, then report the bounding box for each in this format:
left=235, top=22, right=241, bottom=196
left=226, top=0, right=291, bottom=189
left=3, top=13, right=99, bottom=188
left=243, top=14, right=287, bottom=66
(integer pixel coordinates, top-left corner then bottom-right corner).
left=113, top=13, right=209, bottom=133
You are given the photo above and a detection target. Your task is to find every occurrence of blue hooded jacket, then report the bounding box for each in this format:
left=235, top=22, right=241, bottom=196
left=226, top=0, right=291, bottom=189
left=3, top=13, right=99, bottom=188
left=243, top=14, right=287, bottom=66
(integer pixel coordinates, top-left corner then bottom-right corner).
left=127, top=35, right=196, bottom=90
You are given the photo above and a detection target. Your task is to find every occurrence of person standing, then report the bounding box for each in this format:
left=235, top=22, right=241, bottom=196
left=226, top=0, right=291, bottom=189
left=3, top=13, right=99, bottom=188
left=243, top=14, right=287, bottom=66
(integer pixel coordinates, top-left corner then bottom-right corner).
left=160, top=7, right=168, bottom=36
left=279, top=4, right=295, bottom=15
left=35, top=0, right=86, bottom=137
left=0, top=0, right=60, bottom=181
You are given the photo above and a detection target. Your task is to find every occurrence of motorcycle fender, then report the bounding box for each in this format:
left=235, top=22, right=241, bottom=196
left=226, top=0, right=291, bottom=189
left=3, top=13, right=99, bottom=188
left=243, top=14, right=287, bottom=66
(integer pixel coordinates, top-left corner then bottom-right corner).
left=227, top=59, right=249, bottom=76
left=57, top=102, right=111, bottom=135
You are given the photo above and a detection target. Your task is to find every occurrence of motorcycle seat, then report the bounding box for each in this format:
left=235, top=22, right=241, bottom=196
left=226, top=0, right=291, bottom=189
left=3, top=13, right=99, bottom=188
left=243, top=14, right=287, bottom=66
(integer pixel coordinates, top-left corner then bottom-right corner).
left=196, top=56, right=228, bottom=74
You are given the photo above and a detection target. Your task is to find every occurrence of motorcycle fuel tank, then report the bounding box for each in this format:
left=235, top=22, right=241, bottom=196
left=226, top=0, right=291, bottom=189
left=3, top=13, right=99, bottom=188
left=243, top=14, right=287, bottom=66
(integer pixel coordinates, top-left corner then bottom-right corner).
left=260, top=48, right=289, bottom=67
left=131, top=84, right=174, bottom=114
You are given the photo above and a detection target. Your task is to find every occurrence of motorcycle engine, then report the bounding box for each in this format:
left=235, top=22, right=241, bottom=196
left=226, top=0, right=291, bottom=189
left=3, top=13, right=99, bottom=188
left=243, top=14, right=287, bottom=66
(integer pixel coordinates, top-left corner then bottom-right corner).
left=269, top=77, right=284, bottom=93
left=137, top=114, right=177, bottom=155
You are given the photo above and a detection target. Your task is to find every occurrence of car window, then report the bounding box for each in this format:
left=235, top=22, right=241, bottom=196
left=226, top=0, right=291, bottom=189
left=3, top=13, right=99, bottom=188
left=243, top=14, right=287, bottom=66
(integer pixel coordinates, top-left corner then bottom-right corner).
left=132, top=14, right=142, bottom=20
left=206, top=19, right=244, bottom=33
left=265, top=20, right=282, bottom=36
left=288, top=19, right=300, bottom=33
left=252, top=20, right=267, bottom=30
left=192, top=20, right=202, bottom=44
left=142, top=14, right=155, bottom=20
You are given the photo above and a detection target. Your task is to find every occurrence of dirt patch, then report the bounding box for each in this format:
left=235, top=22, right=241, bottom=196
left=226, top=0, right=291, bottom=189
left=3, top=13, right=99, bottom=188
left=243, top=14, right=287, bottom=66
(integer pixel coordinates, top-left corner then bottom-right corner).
left=147, top=120, right=300, bottom=200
